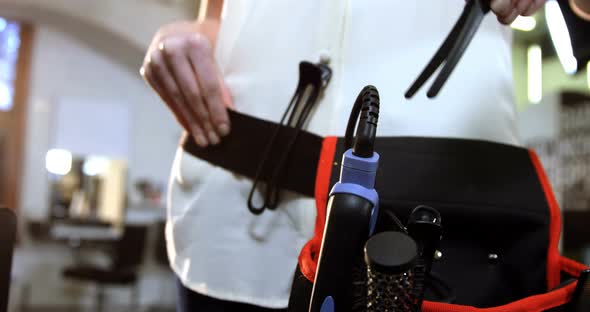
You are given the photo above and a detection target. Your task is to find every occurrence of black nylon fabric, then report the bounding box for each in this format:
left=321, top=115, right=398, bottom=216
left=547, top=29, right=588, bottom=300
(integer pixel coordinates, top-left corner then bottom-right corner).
left=321, top=137, right=551, bottom=308
left=288, top=265, right=573, bottom=312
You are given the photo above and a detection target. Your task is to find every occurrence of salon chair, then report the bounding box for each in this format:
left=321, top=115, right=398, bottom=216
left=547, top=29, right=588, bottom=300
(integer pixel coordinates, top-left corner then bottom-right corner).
left=62, top=224, right=148, bottom=312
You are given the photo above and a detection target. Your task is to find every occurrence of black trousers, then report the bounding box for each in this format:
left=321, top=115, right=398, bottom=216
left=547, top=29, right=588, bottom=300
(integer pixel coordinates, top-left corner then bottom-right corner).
left=176, top=278, right=288, bottom=312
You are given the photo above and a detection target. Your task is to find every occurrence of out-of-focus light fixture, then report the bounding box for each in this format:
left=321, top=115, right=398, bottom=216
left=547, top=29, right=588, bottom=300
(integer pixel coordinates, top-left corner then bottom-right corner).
left=83, top=156, right=109, bottom=176
left=511, top=16, right=537, bottom=31
left=546, top=0, right=578, bottom=74
left=528, top=45, right=543, bottom=104
left=0, top=18, right=7, bottom=32
left=46, top=149, right=73, bottom=175
left=0, top=82, right=13, bottom=111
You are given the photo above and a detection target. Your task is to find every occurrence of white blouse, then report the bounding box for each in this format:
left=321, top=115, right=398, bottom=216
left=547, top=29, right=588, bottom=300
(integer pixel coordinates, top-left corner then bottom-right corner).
left=167, top=0, right=517, bottom=308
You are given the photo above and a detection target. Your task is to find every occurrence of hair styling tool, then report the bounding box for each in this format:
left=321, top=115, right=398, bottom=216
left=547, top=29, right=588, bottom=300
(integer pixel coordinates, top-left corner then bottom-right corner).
left=308, top=86, right=380, bottom=312
left=567, top=269, right=590, bottom=312
left=364, top=231, right=419, bottom=312
left=405, top=0, right=491, bottom=98
left=407, top=206, right=443, bottom=308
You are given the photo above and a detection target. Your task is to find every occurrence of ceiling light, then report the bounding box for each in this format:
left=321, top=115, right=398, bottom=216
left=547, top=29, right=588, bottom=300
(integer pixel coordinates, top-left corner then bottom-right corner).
left=546, top=0, right=578, bottom=74
left=511, top=16, right=537, bottom=31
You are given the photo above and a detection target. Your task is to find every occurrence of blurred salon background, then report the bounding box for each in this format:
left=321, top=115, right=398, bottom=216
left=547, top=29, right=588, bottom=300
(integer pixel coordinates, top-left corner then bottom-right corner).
left=0, top=0, right=587, bottom=311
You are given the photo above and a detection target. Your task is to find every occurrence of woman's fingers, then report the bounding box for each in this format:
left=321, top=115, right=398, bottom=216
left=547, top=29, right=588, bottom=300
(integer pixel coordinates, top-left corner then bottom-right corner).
left=144, top=46, right=209, bottom=147
left=187, top=35, right=231, bottom=137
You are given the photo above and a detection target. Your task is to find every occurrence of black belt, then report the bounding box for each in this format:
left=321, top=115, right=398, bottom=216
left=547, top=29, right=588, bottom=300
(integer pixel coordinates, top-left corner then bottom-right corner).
left=181, top=110, right=323, bottom=198
left=180, top=109, right=542, bottom=213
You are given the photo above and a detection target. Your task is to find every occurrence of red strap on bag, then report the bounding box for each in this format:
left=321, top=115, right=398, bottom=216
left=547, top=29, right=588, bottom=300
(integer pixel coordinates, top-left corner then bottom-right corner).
left=529, top=150, right=562, bottom=291
left=299, top=136, right=338, bottom=283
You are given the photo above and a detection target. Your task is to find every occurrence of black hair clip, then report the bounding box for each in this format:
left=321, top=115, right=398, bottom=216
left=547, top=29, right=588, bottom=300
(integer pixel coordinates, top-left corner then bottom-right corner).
left=405, top=0, right=491, bottom=99
left=247, top=61, right=332, bottom=215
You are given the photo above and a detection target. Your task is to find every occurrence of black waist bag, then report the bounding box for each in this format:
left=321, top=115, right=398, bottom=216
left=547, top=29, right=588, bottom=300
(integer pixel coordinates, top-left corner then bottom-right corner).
left=182, top=111, right=588, bottom=312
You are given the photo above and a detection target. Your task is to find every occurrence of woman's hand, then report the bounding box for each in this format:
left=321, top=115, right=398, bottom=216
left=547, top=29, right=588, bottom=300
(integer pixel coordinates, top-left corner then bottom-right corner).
left=141, top=20, right=233, bottom=148
left=490, top=0, right=546, bottom=24
left=570, top=0, right=590, bottom=21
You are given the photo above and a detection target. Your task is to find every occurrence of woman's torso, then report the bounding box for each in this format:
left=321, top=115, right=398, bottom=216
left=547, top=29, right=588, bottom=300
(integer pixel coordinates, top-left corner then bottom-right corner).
left=168, top=0, right=518, bottom=308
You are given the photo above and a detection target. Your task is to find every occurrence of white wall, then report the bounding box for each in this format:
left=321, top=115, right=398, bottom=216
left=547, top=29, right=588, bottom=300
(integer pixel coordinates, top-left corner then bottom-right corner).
left=20, top=26, right=181, bottom=220
left=0, top=0, right=196, bottom=50
left=517, top=93, right=560, bottom=143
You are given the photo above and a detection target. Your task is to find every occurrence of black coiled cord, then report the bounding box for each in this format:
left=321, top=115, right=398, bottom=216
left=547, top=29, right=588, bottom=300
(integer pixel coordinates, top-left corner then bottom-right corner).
left=344, top=86, right=380, bottom=157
